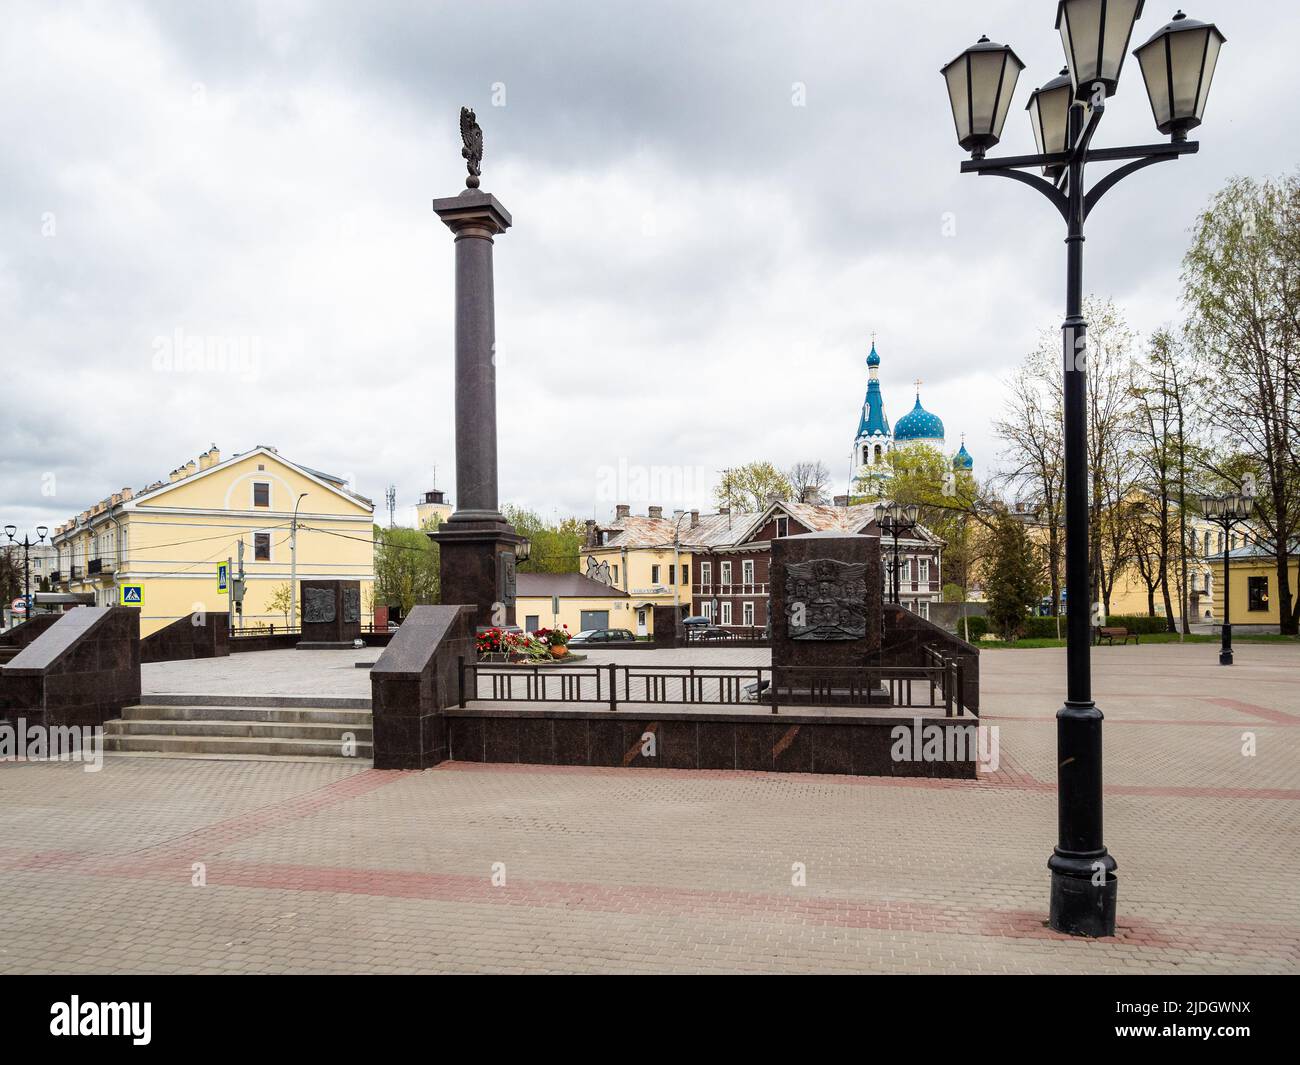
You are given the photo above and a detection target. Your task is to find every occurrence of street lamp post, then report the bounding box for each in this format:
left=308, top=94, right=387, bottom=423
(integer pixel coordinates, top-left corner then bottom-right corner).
left=1200, top=493, right=1253, bottom=666
left=942, top=3, right=1226, bottom=937
left=873, top=503, right=921, bottom=605
left=5, top=524, right=49, bottom=619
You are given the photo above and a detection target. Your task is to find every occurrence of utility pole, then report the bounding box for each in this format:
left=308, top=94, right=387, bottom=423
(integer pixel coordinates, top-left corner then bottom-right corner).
left=385, top=485, right=397, bottom=528
left=234, top=539, right=245, bottom=626
left=290, top=493, right=308, bottom=632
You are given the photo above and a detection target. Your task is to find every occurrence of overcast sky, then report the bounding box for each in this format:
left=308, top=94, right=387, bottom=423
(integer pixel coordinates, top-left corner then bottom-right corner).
left=1, top=0, right=1284, bottom=532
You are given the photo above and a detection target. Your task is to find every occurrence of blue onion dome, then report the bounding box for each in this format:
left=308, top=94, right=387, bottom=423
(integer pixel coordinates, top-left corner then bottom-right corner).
left=894, top=394, right=945, bottom=442
left=953, top=442, right=974, bottom=470
left=866, top=342, right=880, bottom=367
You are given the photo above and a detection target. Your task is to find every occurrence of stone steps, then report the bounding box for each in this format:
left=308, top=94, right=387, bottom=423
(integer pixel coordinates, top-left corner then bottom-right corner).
left=104, top=697, right=373, bottom=763
left=121, top=704, right=372, bottom=726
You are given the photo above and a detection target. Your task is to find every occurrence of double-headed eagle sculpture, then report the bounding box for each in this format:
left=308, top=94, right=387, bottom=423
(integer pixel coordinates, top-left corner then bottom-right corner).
left=460, top=106, right=483, bottom=189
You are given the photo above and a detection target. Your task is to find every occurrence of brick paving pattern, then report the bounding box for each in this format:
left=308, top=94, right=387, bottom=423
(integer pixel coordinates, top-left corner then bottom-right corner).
left=3, top=643, right=1297, bottom=973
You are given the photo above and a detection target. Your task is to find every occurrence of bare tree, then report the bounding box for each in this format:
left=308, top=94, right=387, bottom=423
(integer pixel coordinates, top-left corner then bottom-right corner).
left=787, top=460, right=832, bottom=504
left=994, top=358, right=1064, bottom=615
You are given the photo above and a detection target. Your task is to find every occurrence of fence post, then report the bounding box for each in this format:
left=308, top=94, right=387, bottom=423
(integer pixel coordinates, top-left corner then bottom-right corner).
left=609, top=662, right=618, bottom=712
left=458, top=656, right=467, bottom=708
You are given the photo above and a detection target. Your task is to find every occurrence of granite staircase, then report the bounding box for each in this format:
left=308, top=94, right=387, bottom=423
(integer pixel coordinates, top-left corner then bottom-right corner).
left=104, top=694, right=372, bottom=763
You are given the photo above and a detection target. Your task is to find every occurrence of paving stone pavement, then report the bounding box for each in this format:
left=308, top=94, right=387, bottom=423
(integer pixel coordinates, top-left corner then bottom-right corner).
left=4, top=643, right=1298, bottom=973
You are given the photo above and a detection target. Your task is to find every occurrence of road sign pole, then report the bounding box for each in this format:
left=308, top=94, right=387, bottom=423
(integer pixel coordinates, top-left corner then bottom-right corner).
left=227, top=556, right=233, bottom=635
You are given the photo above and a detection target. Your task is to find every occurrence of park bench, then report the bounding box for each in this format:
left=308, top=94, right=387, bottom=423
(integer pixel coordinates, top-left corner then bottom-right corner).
left=1095, top=626, right=1139, bottom=646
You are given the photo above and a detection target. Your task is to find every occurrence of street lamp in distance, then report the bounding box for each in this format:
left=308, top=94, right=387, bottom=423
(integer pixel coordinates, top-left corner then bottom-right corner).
left=1200, top=492, right=1254, bottom=666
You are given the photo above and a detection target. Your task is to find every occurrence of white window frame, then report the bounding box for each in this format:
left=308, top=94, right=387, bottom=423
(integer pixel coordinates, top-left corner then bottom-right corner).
left=700, top=562, right=711, bottom=588
left=742, top=559, right=754, bottom=585
left=651, top=564, right=660, bottom=584
left=742, top=601, right=754, bottom=626
left=701, top=601, right=712, bottom=621
left=902, top=559, right=912, bottom=582
left=919, top=558, right=930, bottom=584
left=720, top=561, right=732, bottom=587
left=721, top=601, right=732, bottom=625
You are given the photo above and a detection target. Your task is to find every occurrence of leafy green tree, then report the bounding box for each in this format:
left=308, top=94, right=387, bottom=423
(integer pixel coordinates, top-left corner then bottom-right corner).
left=266, top=582, right=292, bottom=626
left=373, top=525, right=441, bottom=615
left=714, top=462, right=793, bottom=512
left=1183, top=172, right=1300, bottom=634
left=503, top=506, right=582, bottom=574
left=985, top=515, right=1042, bottom=642
left=0, top=550, right=20, bottom=606
left=862, top=443, right=990, bottom=607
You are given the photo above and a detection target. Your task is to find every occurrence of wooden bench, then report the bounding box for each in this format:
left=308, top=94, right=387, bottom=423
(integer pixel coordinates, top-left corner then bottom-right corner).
left=1095, top=626, right=1139, bottom=645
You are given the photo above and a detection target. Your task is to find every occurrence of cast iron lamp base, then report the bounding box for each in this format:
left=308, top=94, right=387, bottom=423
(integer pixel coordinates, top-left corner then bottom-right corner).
left=1220, top=623, right=1234, bottom=665
left=1047, top=700, right=1117, bottom=937
left=1049, top=859, right=1118, bottom=937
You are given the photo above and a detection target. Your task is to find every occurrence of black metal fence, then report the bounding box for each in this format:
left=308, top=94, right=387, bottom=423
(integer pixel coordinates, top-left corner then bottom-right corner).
left=459, top=657, right=969, bottom=717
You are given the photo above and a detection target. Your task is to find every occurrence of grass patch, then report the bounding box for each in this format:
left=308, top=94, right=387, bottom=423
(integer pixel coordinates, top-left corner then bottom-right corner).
left=977, top=632, right=1299, bottom=650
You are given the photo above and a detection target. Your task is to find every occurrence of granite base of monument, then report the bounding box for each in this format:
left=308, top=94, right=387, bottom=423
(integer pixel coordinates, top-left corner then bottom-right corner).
left=297, top=579, right=362, bottom=650
left=767, top=532, right=889, bottom=706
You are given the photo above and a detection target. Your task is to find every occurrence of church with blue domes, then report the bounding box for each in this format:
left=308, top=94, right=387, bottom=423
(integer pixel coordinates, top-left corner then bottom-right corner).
left=850, top=338, right=973, bottom=494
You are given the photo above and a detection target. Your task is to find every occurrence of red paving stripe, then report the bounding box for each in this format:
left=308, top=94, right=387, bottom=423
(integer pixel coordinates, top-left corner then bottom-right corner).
left=1201, top=697, right=1300, bottom=725
left=10, top=850, right=1293, bottom=961
left=985, top=714, right=1300, bottom=727
left=1108, top=784, right=1300, bottom=800
left=433, top=760, right=1297, bottom=800
left=124, top=768, right=410, bottom=860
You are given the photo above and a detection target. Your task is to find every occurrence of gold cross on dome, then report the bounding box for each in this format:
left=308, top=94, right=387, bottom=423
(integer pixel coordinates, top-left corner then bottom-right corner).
left=914, top=378, right=923, bottom=392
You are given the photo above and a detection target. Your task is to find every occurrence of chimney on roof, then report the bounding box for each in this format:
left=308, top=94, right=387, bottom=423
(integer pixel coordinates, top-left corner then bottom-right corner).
left=719, top=506, right=730, bottom=517
left=648, top=505, right=663, bottom=519
left=690, top=510, right=700, bottom=528
left=122, top=487, right=133, bottom=501
left=765, top=492, right=782, bottom=505
left=615, top=504, right=630, bottom=520
left=584, top=519, right=597, bottom=548
left=833, top=495, right=850, bottom=507
left=184, top=460, right=198, bottom=477
left=169, top=468, right=182, bottom=482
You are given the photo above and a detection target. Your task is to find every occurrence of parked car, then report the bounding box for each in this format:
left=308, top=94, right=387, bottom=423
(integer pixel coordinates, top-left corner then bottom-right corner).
left=682, top=616, right=711, bottom=627
left=566, top=628, right=637, bottom=646
left=689, top=626, right=734, bottom=642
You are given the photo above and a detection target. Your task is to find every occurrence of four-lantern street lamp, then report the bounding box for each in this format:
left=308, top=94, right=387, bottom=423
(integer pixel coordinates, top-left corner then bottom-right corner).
left=1200, top=492, right=1254, bottom=667
left=874, top=502, right=921, bottom=606
left=5, top=524, right=50, bottom=619
left=941, top=2, right=1226, bottom=938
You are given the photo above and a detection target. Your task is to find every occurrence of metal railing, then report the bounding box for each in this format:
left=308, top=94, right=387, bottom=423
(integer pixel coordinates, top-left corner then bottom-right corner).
left=458, top=659, right=965, bottom=716
left=922, top=645, right=973, bottom=719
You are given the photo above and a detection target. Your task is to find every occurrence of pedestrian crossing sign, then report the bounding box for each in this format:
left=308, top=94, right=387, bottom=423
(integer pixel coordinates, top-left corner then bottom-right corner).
left=217, top=563, right=228, bottom=595
left=120, top=584, right=144, bottom=606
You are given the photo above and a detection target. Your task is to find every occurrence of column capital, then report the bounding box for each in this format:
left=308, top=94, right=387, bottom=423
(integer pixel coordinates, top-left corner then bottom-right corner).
left=431, top=189, right=512, bottom=236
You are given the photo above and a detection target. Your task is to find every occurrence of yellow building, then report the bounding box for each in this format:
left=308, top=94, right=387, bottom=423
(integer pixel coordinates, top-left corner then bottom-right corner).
left=415, top=487, right=453, bottom=529
left=516, top=573, right=634, bottom=636
left=1209, top=541, right=1300, bottom=631
left=50, top=445, right=374, bottom=636
left=580, top=506, right=749, bottom=634
left=1015, top=499, right=1225, bottom=625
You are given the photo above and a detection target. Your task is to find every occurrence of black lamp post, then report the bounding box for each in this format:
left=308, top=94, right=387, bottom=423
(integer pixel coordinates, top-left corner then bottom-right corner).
left=874, top=502, right=921, bottom=605
left=1200, top=493, right=1253, bottom=666
left=942, top=3, right=1225, bottom=938
left=5, top=524, right=50, bottom=619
